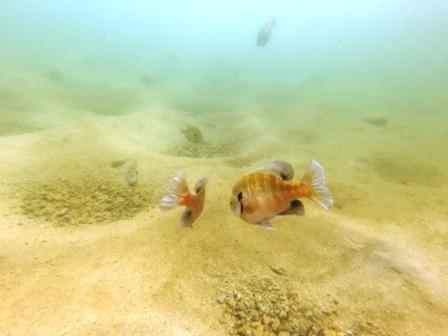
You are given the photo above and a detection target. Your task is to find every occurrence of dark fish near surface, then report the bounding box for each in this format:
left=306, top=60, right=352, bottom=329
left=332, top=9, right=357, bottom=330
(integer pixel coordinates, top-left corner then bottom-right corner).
left=257, top=17, right=277, bottom=47
left=229, top=160, right=333, bottom=230
left=159, top=173, right=209, bottom=228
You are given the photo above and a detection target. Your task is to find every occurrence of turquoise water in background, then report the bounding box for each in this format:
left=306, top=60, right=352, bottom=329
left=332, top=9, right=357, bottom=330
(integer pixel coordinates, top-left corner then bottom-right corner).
left=2, top=0, right=447, bottom=117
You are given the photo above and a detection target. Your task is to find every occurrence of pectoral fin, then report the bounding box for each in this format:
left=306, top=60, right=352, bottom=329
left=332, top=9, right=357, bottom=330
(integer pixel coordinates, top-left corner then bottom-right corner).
left=259, top=219, right=276, bottom=231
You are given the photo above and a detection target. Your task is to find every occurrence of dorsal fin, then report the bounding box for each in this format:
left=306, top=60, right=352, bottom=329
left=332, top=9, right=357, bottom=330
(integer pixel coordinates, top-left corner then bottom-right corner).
left=193, top=177, right=209, bottom=194
left=250, top=161, right=294, bottom=180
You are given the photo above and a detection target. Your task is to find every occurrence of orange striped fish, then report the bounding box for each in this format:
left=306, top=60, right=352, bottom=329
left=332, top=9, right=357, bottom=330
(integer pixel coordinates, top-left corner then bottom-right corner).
left=229, top=160, right=333, bottom=230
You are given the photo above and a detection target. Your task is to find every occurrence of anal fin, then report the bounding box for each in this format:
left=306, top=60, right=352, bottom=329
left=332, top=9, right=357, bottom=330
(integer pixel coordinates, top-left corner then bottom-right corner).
left=279, top=200, right=305, bottom=216
left=180, top=209, right=194, bottom=228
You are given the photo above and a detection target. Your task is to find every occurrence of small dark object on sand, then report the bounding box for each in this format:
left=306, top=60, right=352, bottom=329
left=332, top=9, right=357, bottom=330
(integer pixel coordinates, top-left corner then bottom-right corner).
left=111, top=159, right=128, bottom=168
left=181, top=126, right=204, bottom=143
left=361, top=115, right=389, bottom=126
left=269, top=266, right=287, bottom=276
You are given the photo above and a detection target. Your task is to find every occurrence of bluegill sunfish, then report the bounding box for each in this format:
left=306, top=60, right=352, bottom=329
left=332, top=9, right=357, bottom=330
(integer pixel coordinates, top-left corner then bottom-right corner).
left=229, top=160, right=333, bottom=230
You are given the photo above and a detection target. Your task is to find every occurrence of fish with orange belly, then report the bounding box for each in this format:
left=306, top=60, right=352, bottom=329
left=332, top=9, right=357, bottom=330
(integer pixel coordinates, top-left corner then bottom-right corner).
left=159, top=173, right=209, bottom=228
left=229, top=160, right=333, bottom=230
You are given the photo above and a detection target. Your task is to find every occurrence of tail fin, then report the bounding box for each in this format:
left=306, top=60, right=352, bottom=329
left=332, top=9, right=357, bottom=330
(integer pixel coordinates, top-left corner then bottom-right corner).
left=301, top=160, right=334, bottom=210
left=159, top=173, right=190, bottom=211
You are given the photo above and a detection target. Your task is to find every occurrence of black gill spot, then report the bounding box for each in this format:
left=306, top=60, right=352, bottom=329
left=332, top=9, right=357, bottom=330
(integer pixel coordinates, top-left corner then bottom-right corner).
left=237, top=192, right=244, bottom=214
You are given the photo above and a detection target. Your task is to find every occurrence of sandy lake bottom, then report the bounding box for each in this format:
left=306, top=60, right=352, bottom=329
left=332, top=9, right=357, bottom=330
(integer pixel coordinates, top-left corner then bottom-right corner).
left=0, top=81, right=447, bottom=336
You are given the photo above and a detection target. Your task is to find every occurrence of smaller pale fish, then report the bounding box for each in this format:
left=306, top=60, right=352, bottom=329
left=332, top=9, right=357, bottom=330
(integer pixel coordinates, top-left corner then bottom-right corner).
left=159, top=173, right=209, bottom=228
left=126, top=159, right=138, bottom=186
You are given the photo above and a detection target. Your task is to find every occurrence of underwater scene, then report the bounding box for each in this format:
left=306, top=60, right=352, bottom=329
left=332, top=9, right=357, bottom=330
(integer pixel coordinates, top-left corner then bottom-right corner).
left=1, top=0, right=447, bottom=335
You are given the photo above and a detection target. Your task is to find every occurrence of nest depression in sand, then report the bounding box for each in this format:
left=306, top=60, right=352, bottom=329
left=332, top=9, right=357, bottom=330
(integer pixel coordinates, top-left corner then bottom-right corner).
left=19, top=176, right=160, bottom=226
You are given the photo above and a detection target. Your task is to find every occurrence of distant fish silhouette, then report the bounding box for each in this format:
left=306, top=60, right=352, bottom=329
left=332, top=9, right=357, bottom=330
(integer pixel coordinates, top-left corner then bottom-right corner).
left=166, top=51, right=180, bottom=63
left=257, top=17, right=277, bottom=47
left=43, top=68, right=64, bottom=82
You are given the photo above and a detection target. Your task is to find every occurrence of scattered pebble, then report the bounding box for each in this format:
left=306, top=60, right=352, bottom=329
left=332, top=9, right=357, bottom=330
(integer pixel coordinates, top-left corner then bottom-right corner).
left=217, top=275, right=338, bottom=336
left=216, top=296, right=225, bottom=304
left=216, top=275, right=389, bottom=336
left=269, top=266, right=287, bottom=276
left=56, top=208, right=68, bottom=217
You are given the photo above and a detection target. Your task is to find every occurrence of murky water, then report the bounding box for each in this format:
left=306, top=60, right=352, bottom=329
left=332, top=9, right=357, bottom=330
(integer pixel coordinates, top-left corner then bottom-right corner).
left=1, top=1, right=447, bottom=335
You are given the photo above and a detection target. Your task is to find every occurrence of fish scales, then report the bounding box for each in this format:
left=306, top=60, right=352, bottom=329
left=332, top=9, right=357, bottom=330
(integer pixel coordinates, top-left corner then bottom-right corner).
left=229, top=160, right=334, bottom=229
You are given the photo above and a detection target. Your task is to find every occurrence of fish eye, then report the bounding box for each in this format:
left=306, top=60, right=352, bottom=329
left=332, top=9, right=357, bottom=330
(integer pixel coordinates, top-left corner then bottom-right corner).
left=237, top=192, right=243, bottom=201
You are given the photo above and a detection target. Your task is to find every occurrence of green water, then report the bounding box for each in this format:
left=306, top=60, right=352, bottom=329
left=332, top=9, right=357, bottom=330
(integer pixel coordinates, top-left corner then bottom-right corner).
left=1, top=1, right=447, bottom=335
